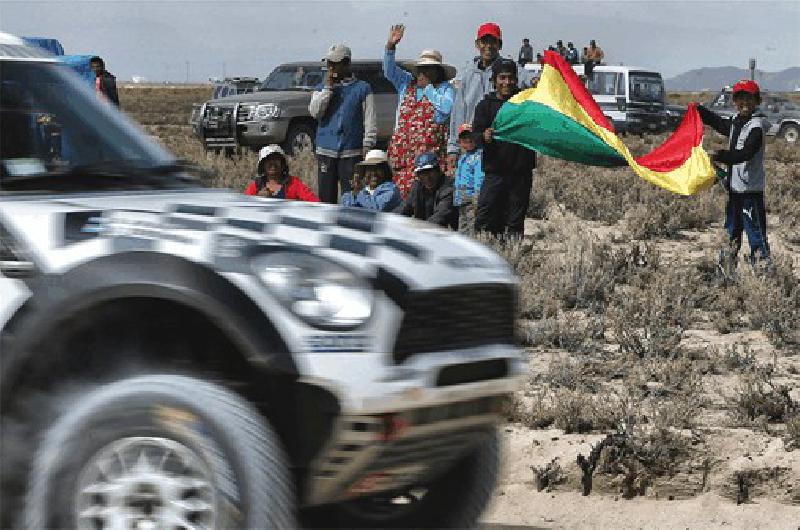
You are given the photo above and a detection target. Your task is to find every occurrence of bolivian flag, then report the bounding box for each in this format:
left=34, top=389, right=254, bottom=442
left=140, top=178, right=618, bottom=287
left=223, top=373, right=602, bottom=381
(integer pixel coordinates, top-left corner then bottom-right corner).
left=493, top=51, right=717, bottom=195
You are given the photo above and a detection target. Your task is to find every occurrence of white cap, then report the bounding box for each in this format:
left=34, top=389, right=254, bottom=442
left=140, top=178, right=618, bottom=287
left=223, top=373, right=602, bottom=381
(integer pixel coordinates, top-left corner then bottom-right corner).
left=325, top=43, right=351, bottom=63
left=257, top=145, right=287, bottom=171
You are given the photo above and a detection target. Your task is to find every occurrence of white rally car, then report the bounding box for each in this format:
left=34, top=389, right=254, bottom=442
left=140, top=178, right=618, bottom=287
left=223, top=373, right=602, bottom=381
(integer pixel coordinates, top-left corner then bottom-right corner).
left=0, top=34, right=521, bottom=528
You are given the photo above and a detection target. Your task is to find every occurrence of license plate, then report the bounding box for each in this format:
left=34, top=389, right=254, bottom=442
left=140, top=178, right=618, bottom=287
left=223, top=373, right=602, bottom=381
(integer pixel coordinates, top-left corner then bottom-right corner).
left=206, top=121, right=218, bottom=129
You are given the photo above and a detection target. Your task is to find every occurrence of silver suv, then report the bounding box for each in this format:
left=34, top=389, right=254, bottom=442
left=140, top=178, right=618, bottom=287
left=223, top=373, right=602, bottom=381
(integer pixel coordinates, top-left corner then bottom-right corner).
left=196, top=61, right=414, bottom=155
left=1, top=34, right=520, bottom=529
left=706, top=87, right=800, bottom=143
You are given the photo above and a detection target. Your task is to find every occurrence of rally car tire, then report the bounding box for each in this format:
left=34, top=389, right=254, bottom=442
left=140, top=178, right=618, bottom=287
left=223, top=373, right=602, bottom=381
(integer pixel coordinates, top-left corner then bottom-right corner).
left=24, top=374, right=295, bottom=529
left=314, top=427, right=500, bottom=529
left=780, top=123, right=798, bottom=144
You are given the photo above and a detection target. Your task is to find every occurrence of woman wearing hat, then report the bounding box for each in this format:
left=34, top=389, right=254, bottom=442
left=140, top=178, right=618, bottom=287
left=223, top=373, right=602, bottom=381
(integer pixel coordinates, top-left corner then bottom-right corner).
left=383, top=24, right=455, bottom=199
left=339, top=149, right=401, bottom=211
left=245, top=144, right=319, bottom=202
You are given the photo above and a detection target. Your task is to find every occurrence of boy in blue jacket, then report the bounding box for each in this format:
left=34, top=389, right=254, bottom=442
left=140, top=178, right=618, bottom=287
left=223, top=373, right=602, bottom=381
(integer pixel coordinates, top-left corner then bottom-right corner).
left=339, top=150, right=401, bottom=212
left=453, top=123, right=484, bottom=234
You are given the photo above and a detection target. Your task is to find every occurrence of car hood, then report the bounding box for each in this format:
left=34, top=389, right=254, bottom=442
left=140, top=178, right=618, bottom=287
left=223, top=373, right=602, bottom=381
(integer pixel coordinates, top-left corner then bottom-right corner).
left=0, top=189, right=515, bottom=291
left=211, top=90, right=312, bottom=105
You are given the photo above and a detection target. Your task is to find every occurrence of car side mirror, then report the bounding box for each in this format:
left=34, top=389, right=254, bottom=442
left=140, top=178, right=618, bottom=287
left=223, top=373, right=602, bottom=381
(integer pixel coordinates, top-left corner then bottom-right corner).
left=616, top=96, right=626, bottom=111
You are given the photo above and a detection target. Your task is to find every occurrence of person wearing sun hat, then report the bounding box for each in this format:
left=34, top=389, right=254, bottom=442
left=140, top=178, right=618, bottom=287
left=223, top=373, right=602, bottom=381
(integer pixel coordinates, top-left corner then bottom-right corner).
left=339, top=149, right=402, bottom=211
left=696, top=79, right=771, bottom=267
left=446, top=22, right=534, bottom=176
left=244, top=144, right=319, bottom=201
left=383, top=24, right=455, bottom=199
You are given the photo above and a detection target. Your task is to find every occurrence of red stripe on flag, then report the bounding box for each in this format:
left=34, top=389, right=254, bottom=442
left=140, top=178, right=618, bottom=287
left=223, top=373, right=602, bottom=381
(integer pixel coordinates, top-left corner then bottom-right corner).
left=634, top=103, right=704, bottom=173
left=542, top=50, right=615, bottom=133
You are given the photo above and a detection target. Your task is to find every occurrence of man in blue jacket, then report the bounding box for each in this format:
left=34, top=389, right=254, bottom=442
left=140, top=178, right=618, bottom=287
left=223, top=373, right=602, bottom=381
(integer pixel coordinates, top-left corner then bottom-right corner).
left=447, top=22, right=534, bottom=175
left=309, top=43, right=377, bottom=203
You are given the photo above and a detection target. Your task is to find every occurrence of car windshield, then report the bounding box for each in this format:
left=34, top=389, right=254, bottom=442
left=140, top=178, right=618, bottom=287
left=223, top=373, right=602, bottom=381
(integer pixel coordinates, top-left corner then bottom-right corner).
left=259, top=66, right=324, bottom=91
left=629, top=73, right=664, bottom=103
left=1, top=60, right=183, bottom=193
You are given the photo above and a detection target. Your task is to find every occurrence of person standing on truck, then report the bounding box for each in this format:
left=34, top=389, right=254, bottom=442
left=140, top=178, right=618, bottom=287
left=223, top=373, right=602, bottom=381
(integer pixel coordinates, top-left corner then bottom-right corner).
left=309, top=43, right=377, bottom=203
left=566, top=42, right=579, bottom=65
left=245, top=144, right=319, bottom=201
left=518, top=38, right=534, bottom=66
left=472, top=59, right=537, bottom=238
left=696, top=80, right=771, bottom=267
left=447, top=22, right=533, bottom=177
left=89, top=56, right=119, bottom=107
left=383, top=24, right=455, bottom=198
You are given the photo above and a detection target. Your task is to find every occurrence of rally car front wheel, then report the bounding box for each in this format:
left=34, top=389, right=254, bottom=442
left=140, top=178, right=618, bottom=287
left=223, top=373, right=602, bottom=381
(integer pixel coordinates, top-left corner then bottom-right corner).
left=24, top=375, right=295, bottom=529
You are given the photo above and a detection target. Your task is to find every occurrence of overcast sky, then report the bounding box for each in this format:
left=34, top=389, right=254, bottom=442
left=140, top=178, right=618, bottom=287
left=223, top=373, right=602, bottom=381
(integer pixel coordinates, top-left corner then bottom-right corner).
left=2, top=0, right=798, bottom=82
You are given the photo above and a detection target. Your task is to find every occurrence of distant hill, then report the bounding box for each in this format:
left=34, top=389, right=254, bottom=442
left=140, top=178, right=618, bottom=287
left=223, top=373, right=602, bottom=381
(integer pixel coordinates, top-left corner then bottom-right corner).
left=665, top=66, right=800, bottom=92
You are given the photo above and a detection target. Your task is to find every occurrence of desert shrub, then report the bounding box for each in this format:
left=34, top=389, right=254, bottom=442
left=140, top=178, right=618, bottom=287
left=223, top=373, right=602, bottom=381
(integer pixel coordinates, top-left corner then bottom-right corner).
left=608, top=266, right=699, bottom=359
left=531, top=458, right=567, bottom=491
left=737, top=259, right=800, bottom=349
left=708, top=344, right=759, bottom=374
left=731, top=370, right=796, bottom=424
left=786, top=414, right=800, bottom=450
left=519, top=386, right=619, bottom=434
left=518, top=311, right=604, bottom=353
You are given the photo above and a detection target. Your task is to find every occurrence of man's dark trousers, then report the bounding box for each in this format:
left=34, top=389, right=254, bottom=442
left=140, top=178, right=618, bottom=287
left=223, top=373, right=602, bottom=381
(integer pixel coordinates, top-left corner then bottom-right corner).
left=475, top=172, right=533, bottom=236
left=317, top=155, right=359, bottom=204
left=725, top=191, right=770, bottom=262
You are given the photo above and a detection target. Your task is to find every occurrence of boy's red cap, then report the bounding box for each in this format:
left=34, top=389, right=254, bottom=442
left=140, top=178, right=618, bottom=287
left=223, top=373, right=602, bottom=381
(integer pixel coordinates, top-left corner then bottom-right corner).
left=477, top=22, right=502, bottom=40
left=733, top=79, right=760, bottom=95
left=458, top=123, right=472, bottom=136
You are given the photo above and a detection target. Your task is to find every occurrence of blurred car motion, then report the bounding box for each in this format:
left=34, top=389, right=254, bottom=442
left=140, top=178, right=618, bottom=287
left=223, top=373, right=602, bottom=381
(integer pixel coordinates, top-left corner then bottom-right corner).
left=0, top=33, right=521, bottom=528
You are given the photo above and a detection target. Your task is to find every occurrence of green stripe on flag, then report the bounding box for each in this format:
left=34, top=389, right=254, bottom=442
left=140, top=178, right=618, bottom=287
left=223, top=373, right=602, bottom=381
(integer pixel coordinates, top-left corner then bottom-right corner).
left=492, top=100, right=627, bottom=167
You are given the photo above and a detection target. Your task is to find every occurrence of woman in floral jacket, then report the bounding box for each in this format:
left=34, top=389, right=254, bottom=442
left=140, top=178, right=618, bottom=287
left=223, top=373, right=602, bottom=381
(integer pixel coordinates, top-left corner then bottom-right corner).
left=384, top=24, right=455, bottom=198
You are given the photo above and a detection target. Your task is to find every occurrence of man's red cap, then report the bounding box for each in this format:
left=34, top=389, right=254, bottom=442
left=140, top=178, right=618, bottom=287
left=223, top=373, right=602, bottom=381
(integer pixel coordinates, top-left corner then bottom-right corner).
left=733, top=79, right=760, bottom=95
left=477, top=22, right=502, bottom=41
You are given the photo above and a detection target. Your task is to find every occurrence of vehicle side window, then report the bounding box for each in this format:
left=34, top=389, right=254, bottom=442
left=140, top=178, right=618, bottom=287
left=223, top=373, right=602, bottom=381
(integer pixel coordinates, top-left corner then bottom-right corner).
left=616, top=73, right=625, bottom=96
left=713, top=93, right=730, bottom=108
left=357, top=68, right=397, bottom=94
left=588, top=72, right=617, bottom=96
left=212, top=86, right=222, bottom=99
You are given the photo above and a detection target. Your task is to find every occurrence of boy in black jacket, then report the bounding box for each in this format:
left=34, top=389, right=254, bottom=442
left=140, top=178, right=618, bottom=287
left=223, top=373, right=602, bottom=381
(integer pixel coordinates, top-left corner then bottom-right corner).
left=472, top=58, right=537, bottom=237
left=696, top=79, right=770, bottom=266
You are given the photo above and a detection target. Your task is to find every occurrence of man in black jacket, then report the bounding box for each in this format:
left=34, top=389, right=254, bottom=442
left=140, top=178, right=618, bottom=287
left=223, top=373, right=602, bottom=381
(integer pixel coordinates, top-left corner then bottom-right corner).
left=472, top=58, right=536, bottom=237
left=90, top=56, right=120, bottom=107
left=393, top=152, right=458, bottom=229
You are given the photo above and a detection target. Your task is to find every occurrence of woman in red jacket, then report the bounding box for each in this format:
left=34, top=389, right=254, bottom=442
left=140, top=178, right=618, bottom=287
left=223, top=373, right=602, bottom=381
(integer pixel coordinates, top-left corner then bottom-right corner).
left=244, top=145, right=320, bottom=201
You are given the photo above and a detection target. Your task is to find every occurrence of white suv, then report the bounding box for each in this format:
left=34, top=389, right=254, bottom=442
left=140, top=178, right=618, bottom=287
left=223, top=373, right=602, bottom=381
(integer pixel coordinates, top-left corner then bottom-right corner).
left=0, top=34, right=521, bottom=529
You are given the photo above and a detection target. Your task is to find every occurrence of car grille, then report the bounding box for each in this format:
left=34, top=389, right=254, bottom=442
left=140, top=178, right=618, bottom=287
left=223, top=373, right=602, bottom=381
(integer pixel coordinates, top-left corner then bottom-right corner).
left=203, top=104, right=235, bottom=138
left=392, top=284, right=516, bottom=364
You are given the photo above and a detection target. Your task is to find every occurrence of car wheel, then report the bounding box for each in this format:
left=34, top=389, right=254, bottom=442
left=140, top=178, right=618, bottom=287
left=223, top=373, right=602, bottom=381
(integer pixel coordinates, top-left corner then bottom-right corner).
left=780, top=123, right=799, bottom=144
left=310, top=428, right=500, bottom=529
left=284, top=123, right=316, bottom=157
left=24, top=374, right=295, bottom=529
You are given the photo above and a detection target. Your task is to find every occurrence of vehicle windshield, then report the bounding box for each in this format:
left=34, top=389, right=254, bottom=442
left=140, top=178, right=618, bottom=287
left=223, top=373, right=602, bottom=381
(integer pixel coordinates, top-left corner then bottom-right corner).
left=0, top=60, right=182, bottom=193
left=629, top=73, right=665, bottom=103
left=259, top=66, right=324, bottom=91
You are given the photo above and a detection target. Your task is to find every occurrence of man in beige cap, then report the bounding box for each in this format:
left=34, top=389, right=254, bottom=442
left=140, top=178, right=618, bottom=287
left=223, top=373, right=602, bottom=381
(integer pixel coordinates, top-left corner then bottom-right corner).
left=309, top=43, right=377, bottom=203
left=383, top=24, right=455, bottom=198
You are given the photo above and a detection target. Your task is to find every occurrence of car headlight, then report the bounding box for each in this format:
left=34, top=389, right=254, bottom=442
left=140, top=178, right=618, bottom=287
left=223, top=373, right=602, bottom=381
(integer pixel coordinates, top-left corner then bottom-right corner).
left=254, top=103, right=280, bottom=120
left=252, top=251, right=372, bottom=329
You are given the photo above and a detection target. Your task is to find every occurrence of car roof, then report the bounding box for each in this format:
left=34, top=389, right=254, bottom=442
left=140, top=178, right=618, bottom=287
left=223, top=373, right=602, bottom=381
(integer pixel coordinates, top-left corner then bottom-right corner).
left=0, top=31, right=57, bottom=62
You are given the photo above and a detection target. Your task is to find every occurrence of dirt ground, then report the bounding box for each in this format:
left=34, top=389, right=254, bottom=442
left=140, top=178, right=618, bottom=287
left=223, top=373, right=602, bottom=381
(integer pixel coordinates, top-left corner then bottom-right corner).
left=122, top=87, right=800, bottom=529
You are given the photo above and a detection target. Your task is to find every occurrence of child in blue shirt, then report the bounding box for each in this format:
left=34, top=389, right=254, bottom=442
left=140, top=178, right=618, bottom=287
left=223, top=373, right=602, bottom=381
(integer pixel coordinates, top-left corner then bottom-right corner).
left=339, top=150, right=402, bottom=212
left=453, top=124, right=484, bottom=234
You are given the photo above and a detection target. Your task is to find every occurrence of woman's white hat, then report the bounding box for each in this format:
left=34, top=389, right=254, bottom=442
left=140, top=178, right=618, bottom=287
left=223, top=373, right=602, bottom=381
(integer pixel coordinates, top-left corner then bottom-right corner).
left=356, top=149, right=388, bottom=166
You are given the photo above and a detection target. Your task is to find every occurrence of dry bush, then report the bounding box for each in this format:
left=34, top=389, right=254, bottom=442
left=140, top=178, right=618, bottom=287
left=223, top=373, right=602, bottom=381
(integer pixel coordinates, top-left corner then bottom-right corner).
left=731, top=370, right=797, bottom=424
left=786, top=413, right=800, bottom=450
left=608, top=265, right=700, bottom=359
left=531, top=458, right=567, bottom=491
left=707, top=344, right=759, bottom=375
left=518, top=311, right=604, bottom=353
